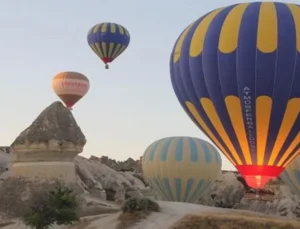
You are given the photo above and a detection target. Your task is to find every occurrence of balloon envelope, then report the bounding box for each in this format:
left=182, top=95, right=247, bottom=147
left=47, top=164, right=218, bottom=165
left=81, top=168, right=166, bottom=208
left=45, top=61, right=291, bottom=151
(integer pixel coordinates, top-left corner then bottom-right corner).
left=52, top=72, right=90, bottom=108
left=170, top=2, right=300, bottom=189
left=87, top=22, right=130, bottom=69
left=142, top=137, right=222, bottom=203
left=280, top=153, right=300, bottom=199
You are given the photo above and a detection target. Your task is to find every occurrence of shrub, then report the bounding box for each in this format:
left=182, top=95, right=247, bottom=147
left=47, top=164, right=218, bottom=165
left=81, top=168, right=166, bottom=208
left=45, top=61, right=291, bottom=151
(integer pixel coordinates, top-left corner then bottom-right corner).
left=121, top=197, right=160, bottom=213
left=22, top=182, right=79, bottom=229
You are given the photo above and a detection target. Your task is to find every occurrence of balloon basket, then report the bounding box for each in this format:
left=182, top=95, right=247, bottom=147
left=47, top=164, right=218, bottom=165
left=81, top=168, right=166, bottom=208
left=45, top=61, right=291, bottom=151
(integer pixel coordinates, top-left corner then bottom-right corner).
left=105, top=64, right=109, bottom=69
left=243, top=189, right=276, bottom=201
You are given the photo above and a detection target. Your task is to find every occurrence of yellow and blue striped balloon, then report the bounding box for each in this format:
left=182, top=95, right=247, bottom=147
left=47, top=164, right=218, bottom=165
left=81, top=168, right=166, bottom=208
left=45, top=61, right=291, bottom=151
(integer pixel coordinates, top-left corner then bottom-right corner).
left=87, top=22, right=130, bottom=69
left=142, top=137, right=222, bottom=203
left=170, top=2, right=300, bottom=189
left=280, top=154, right=300, bottom=199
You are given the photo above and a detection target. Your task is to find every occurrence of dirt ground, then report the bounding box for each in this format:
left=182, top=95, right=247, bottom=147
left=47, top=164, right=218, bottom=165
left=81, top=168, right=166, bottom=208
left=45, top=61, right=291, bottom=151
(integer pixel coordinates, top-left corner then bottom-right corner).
left=116, top=211, right=150, bottom=229
left=171, top=213, right=300, bottom=229
left=0, top=221, right=14, bottom=228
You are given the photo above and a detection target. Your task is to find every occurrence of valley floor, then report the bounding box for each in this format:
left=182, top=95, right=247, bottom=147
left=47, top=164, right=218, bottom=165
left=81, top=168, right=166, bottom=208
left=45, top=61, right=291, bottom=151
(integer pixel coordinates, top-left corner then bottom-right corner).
left=1, top=201, right=300, bottom=229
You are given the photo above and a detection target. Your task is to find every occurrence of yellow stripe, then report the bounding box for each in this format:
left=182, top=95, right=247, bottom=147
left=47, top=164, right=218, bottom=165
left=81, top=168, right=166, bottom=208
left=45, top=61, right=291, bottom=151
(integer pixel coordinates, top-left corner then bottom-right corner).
left=179, top=138, right=190, bottom=200
left=283, top=148, right=300, bottom=168
left=110, top=23, right=116, bottom=33
left=219, top=3, right=249, bottom=53
left=108, top=43, right=114, bottom=58
left=93, top=24, right=101, bottom=34
left=166, top=145, right=178, bottom=200
left=101, top=42, right=107, bottom=57
left=225, top=96, right=252, bottom=164
left=113, top=45, right=126, bottom=59
left=173, top=22, right=194, bottom=63
left=118, top=25, right=124, bottom=34
left=125, top=28, right=130, bottom=36
left=168, top=138, right=183, bottom=201
left=200, top=98, right=242, bottom=164
left=166, top=138, right=179, bottom=200
left=95, top=43, right=104, bottom=58
left=287, top=4, right=300, bottom=52
left=111, top=44, right=121, bottom=59
left=101, top=23, right=108, bottom=33
left=169, top=138, right=180, bottom=200
left=278, top=132, right=300, bottom=166
left=257, top=2, right=277, bottom=53
left=190, top=8, right=223, bottom=57
left=90, top=44, right=99, bottom=56
left=185, top=101, right=236, bottom=165
left=256, top=96, right=272, bottom=165
left=180, top=138, right=192, bottom=200
left=268, top=98, right=300, bottom=165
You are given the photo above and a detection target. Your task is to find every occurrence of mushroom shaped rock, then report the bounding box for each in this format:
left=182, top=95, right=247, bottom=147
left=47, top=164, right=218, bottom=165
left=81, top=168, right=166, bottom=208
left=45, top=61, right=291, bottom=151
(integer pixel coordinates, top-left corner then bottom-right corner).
left=10, top=101, right=86, bottom=182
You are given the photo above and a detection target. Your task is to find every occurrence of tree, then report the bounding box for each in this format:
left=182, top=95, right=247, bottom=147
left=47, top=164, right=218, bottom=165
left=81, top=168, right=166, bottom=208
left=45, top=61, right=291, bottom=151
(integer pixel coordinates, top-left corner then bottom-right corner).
left=22, top=182, right=79, bottom=229
left=121, top=197, right=160, bottom=213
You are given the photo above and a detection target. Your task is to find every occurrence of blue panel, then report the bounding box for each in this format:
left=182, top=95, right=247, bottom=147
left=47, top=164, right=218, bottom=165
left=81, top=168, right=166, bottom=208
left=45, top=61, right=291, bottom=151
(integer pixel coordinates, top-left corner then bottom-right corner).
left=175, top=178, right=182, bottom=201
left=163, top=178, right=175, bottom=201
left=189, top=138, right=199, bottom=162
left=174, top=138, right=183, bottom=162
left=183, top=178, right=195, bottom=202
left=160, top=137, right=174, bottom=161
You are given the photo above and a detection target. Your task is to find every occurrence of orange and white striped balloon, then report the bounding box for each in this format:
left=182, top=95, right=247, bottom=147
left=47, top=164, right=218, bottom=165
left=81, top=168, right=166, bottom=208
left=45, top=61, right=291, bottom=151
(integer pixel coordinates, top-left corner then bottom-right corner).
left=52, top=72, right=90, bottom=109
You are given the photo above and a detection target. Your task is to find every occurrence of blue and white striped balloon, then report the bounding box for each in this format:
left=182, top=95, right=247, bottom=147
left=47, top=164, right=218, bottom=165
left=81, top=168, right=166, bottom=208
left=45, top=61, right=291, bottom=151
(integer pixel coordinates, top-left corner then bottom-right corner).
left=142, top=136, right=222, bottom=203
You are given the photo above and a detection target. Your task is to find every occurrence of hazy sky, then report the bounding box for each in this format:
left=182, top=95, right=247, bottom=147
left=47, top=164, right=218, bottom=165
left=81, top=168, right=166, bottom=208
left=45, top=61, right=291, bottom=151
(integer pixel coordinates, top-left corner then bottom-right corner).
left=0, top=0, right=296, bottom=170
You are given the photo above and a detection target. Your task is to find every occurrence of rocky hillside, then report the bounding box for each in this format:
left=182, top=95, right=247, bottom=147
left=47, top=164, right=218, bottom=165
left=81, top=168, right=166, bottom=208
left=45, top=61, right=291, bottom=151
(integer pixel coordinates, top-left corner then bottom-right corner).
left=1, top=150, right=300, bottom=219
left=95, top=155, right=142, bottom=173
left=77, top=155, right=300, bottom=219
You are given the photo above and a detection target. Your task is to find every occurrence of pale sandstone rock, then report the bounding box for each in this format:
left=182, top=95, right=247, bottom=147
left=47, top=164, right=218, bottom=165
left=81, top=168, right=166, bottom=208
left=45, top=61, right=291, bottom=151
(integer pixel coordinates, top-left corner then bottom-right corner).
left=10, top=101, right=86, bottom=182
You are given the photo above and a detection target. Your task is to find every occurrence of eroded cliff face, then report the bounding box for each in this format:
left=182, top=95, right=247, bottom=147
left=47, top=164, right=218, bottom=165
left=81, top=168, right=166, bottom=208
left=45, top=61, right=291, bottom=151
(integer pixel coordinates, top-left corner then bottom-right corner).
left=8, top=101, right=87, bottom=182
left=95, top=156, right=142, bottom=172
left=11, top=101, right=86, bottom=156
left=197, top=171, right=300, bottom=218
left=11, top=101, right=85, bottom=145
left=74, top=156, right=145, bottom=201
left=1, top=151, right=300, bottom=218
left=73, top=156, right=300, bottom=219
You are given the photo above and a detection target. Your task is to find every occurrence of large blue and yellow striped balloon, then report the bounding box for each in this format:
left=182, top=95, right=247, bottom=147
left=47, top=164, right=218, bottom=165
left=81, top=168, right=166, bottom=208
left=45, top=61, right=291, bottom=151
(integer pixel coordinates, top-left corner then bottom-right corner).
left=142, top=137, right=222, bottom=203
left=280, top=153, right=300, bottom=199
left=170, top=2, right=300, bottom=189
left=87, top=22, right=130, bottom=69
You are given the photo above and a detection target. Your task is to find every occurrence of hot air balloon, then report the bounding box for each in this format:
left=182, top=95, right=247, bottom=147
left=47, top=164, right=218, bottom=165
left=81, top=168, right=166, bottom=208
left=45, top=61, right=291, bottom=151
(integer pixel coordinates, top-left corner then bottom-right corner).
left=87, top=22, right=130, bottom=69
left=280, top=151, right=300, bottom=199
left=52, top=72, right=90, bottom=109
left=170, top=2, right=300, bottom=190
left=142, top=137, right=222, bottom=203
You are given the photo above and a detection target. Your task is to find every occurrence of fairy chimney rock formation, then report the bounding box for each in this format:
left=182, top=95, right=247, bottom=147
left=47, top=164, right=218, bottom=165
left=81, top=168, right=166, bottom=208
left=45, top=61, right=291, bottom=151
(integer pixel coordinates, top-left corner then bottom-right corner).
left=10, top=101, right=86, bottom=182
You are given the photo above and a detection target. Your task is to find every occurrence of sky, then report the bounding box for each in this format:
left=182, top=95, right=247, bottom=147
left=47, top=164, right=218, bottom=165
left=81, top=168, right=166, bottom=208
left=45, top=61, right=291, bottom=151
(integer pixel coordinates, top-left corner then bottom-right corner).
left=0, top=0, right=297, bottom=171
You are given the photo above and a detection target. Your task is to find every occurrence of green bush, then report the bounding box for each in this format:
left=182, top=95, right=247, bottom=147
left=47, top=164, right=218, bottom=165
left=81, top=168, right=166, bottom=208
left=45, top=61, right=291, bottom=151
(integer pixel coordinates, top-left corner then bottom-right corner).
left=22, top=182, right=79, bottom=229
left=121, top=197, right=160, bottom=213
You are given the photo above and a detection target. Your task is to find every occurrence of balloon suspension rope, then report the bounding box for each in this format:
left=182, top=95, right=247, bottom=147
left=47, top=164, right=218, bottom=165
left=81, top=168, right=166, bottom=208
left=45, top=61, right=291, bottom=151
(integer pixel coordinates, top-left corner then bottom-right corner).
left=105, top=64, right=109, bottom=69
